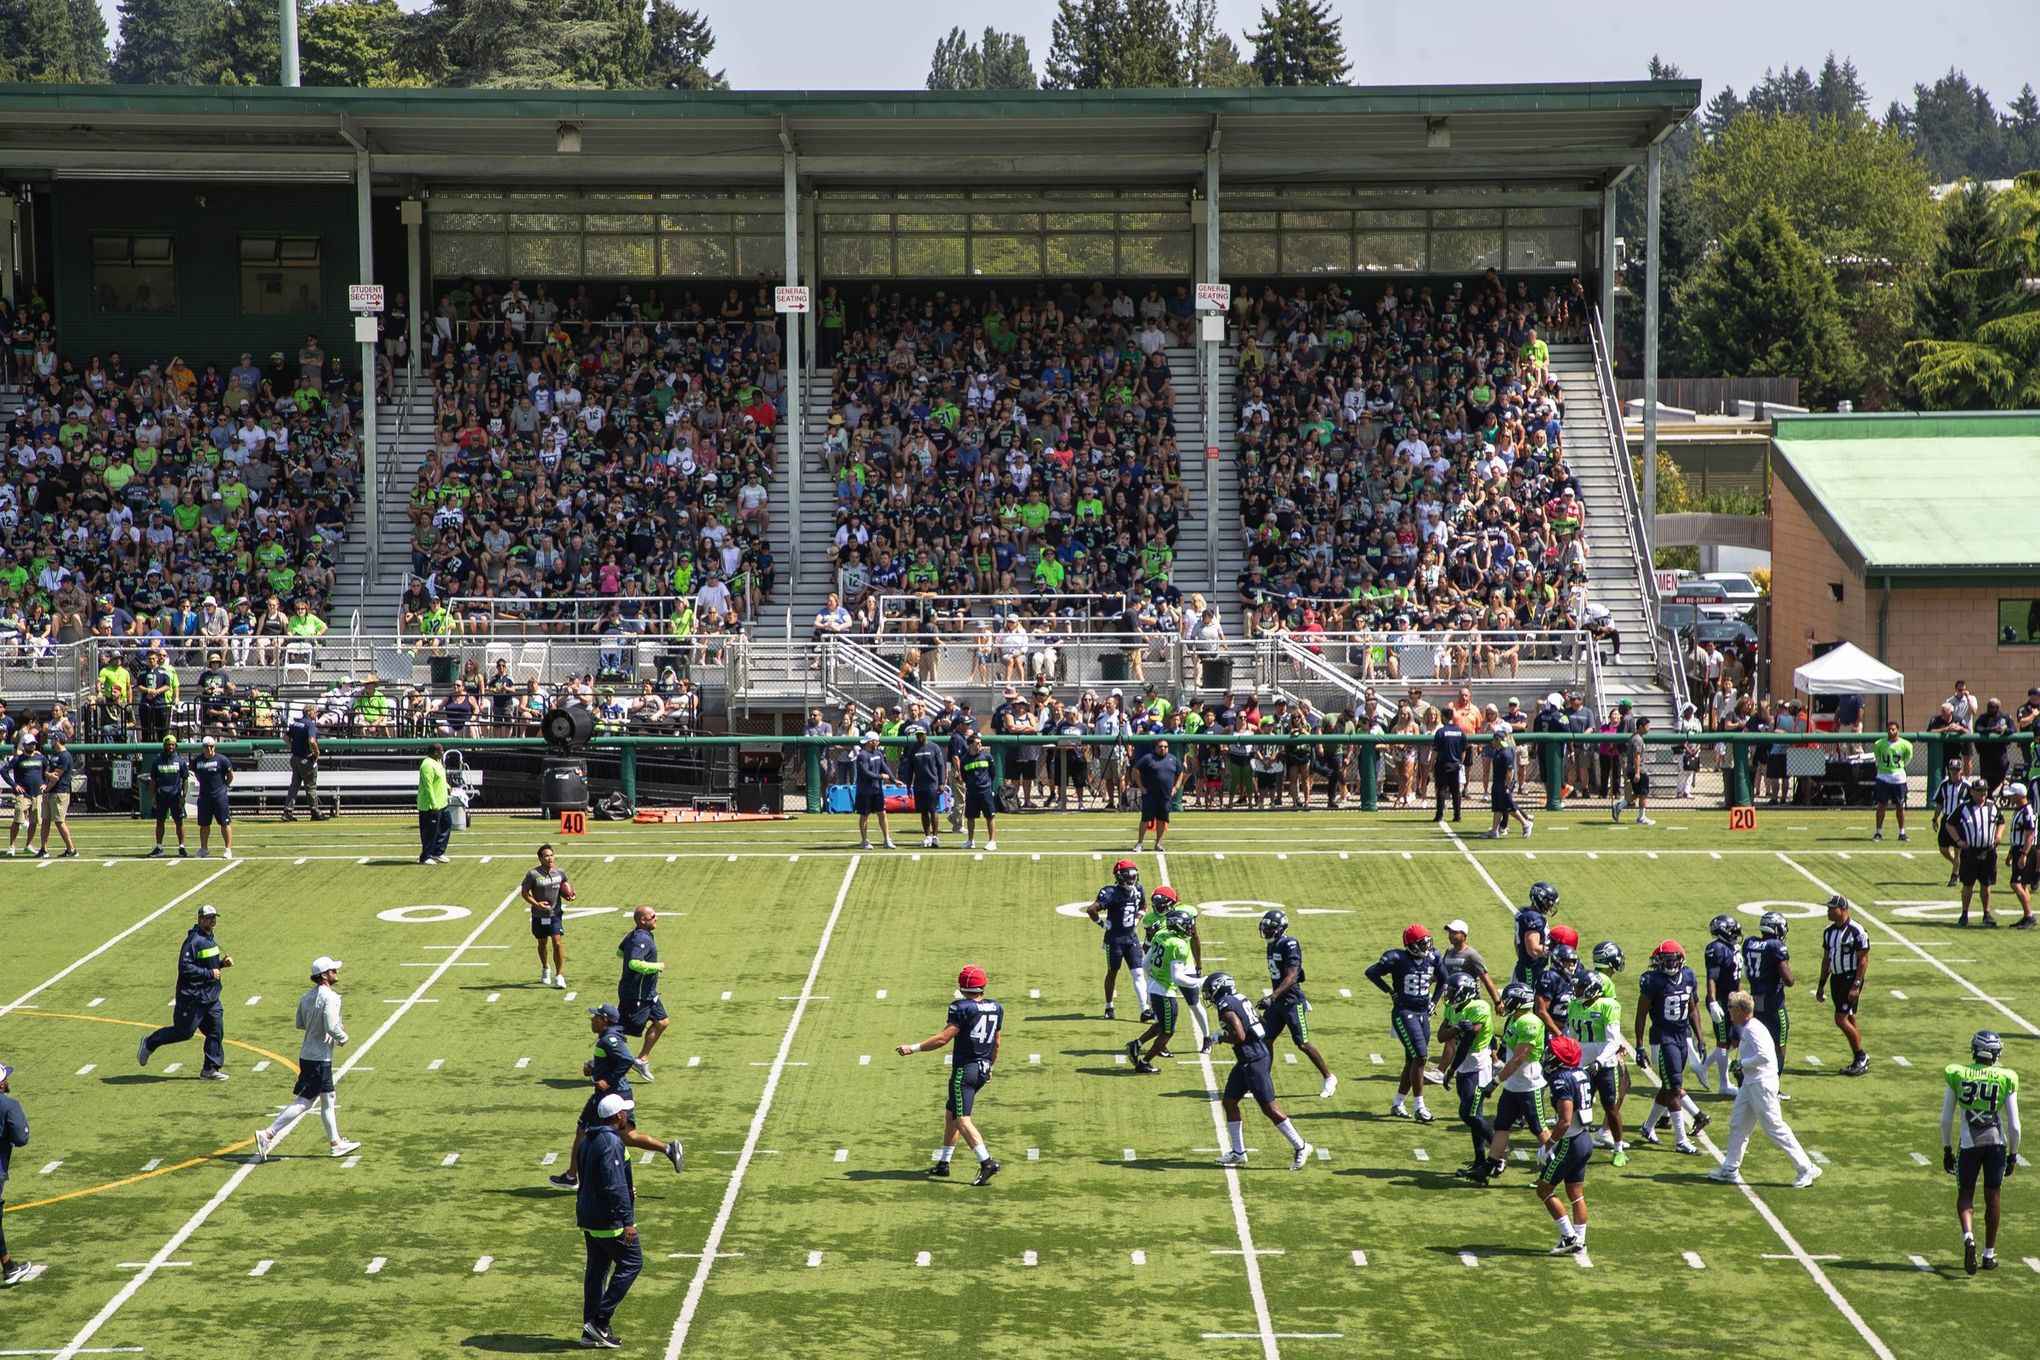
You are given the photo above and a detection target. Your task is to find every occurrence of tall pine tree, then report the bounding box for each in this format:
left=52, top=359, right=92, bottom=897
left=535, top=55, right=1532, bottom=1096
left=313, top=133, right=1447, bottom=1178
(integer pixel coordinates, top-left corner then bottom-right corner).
left=1893, top=70, right=2007, bottom=180
left=644, top=1, right=725, bottom=90
left=111, top=0, right=224, bottom=83
left=927, top=25, right=1035, bottom=91
left=1178, top=0, right=1254, bottom=88
left=1814, top=53, right=1866, bottom=121
left=1246, top=0, right=1346, bottom=87
left=1043, top=0, right=1113, bottom=90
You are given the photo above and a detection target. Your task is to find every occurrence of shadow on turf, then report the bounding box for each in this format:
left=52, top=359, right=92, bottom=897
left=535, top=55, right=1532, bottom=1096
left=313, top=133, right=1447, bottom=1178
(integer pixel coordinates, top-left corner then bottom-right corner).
left=1425, top=1243, right=1555, bottom=1260
left=461, top=1334, right=579, bottom=1353
left=1336, top=1166, right=1462, bottom=1188
left=484, top=1186, right=565, bottom=1200
left=98, top=1074, right=173, bottom=1086
left=842, top=1169, right=937, bottom=1182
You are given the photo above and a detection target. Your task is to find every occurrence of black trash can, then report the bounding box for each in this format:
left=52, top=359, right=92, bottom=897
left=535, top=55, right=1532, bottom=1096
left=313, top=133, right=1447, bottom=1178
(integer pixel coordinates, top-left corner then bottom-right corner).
left=540, top=758, right=589, bottom=816
left=1100, top=652, right=1130, bottom=683
left=429, top=654, right=460, bottom=685
left=1199, top=657, right=1233, bottom=691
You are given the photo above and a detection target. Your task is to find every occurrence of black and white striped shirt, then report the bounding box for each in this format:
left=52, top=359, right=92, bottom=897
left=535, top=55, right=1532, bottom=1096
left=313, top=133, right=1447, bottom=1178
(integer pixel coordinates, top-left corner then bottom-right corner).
left=2011, top=805, right=2037, bottom=852
left=1822, top=920, right=1870, bottom=980
left=1936, top=779, right=1969, bottom=821
left=1954, top=799, right=2002, bottom=850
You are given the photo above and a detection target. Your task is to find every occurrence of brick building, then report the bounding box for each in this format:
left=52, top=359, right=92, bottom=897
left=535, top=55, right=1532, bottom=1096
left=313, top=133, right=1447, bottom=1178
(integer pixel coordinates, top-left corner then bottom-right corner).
left=1769, top=412, right=2040, bottom=724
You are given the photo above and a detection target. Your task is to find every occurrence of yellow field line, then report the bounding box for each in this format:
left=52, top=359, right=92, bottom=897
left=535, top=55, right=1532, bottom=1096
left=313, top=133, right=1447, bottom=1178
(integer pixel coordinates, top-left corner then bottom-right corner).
left=2, top=1010, right=299, bottom=1215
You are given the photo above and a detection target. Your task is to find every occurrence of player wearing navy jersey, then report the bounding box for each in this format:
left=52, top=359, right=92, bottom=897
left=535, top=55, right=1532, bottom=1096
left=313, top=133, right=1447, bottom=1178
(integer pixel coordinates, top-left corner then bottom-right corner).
left=1207, top=973, right=1312, bottom=1170
left=1702, top=915, right=1743, bottom=1095
left=1533, top=942, right=1586, bottom=1035
left=191, top=735, right=234, bottom=859
left=147, top=735, right=191, bottom=858
left=1512, top=882, right=1558, bottom=984
left=1537, top=1036, right=1594, bottom=1255
left=615, top=906, right=669, bottom=1080
left=1741, top=913, right=1795, bottom=1066
left=1366, top=924, right=1443, bottom=1122
left=1260, top=910, right=1336, bottom=1098
left=1635, top=941, right=1704, bottom=1154
left=1086, top=860, right=1149, bottom=1021
left=897, top=966, right=1004, bottom=1185
left=547, top=1004, right=684, bottom=1189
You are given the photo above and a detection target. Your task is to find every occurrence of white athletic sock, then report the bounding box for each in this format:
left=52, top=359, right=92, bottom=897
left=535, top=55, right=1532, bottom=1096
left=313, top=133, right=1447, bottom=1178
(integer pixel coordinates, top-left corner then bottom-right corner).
left=1183, top=998, right=1210, bottom=1045
left=1227, top=1120, right=1245, bottom=1155
left=936, top=1146, right=954, bottom=1163
left=1275, top=1118, right=1305, bottom=1152
left=1575, top=1222, right=1587, bottom=1245
left=1132, top=967, right=1151, bottom=1000
left=1412, top=1095, right=1429, bottom=1113
left=319, top=1092, right=340, bottom=1143
left=1671, top=1110, right=1688, bottom=1143
left=971, top=1142, right=992, bottom=1164
left=1680, top=1093, right=1701, bottom=1118
left=266, top=1097, right=313, bottom=1137
left=1642, top=1107, right=1665, bottom=1134
left=1391, top=1094, right=1406, bottom=1111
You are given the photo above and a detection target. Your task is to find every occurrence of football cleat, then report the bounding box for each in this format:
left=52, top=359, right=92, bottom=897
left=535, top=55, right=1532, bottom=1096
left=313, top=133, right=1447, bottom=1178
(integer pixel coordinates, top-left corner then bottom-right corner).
left=972, top=1158, right=1002, bottom=1186
left=1215, top=1151, right=1249, bottom=1166
left=926, top=1161, right=951, bottom=1178
left=1290, top=1143, right=1313, bottom=1171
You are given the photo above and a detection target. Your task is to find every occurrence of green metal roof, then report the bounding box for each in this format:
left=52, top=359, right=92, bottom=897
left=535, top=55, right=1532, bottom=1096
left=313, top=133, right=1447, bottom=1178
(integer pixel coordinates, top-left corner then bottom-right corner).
left=1772, top=412, right=2040, bottom=578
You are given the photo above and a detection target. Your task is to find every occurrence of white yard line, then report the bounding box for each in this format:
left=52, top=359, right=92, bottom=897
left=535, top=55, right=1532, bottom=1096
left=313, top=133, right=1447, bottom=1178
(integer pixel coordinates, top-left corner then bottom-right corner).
left=49, top=884, right=524, bottom=1360
left=665, top=856, right=861, bottom=1360
left=1444, top=826, right=1895, bottom=1360
left=1, top=860, right=240, bottom=1018
left=1778, top=854, right=2040, bottom=1036
left=1158, top=850, right=1281, bottom=1360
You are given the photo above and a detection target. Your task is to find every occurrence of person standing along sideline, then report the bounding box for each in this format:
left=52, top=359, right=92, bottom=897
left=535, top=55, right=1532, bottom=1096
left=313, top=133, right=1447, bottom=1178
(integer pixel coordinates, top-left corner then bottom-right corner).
left=547, top=1005, right=683, bottom=1189
left=1485, top=722, right=1533, bottom=839
left=283, top=705, right=324, bottom=821
left=147, top=734, right=191, bottom=858
left=1708, top=992, right=1820, bottom=1189
left=4, top=731, right=45, bottom=858
left=1130, top=737, right=1186, bottom=852
left=524, top=844, right=572, bottom=989
left=416, top=742, right=452, bottom=865
left=904, top=728, right=947, bottom=850
left=1944, top=1030, right=2021, bottom=1275
left=851, top=732, right=894, bottom=851
left=1431, top=714, right=1467, bottom=824
left=138, top=904, right=231, bottom=1081
left=956, top=731, right=999, bottom=852
left=2008, top=785, right=2038, bottom=929
left=1613, top=715, right=1655, bottom=825
left=253, top=957, right=360, bottom=1160
left=1870, top=720, right=1912, bottom=842
left=1955, top=777, right=2004, bottom=928
left=616, top=906, right=669, bottom=1080
left=38, top=731, right=77, bottom=859
left=192, top=735, right=234, bottom=860
left=896, top=965, right=1004, bottom=1185
left=0, top=1061, right=32, bottom=1286
left=1817, top=895, right=1872, bottom=1076
left=576, top=1093, right=642, bottom=1349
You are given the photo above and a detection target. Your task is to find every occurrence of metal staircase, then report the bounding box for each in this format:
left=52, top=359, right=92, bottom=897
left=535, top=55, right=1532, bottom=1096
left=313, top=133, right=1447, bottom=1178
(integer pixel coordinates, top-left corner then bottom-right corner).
left=327, top=375, right=436, bottom=635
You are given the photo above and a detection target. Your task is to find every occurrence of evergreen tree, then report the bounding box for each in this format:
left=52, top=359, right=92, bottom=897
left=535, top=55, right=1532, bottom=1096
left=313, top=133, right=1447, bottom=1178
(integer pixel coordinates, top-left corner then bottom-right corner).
left=299, top=0, right=405, bottom=85
left=1112, top=0, right=1181, bottom=88
left=1895, top=69, right=2007, bottom=180
left=926, top=27, right=982, bottom=91
left=217, top=0, right=280, bottom=83
left=927, top=25, right=1035, bottom=91
left=978, top=28, right=1035, bottom=90
left=1814, top=53, right=1866, bottom=121
left=643, top=0, right=725, bottom=90
left=1246, top=0, right=1346, bottom=87
left=111, top=0, right=225, bottom=83
left=1701, top=86, right=1743, bottom=140
left=1912, top=181, right=1998, bottom=344
left=1905, top=172, right=2040, bottom=408
left=1745, top=64, right=1817, bottom=121
left=1044, top=0, right=1114, bottom=90
left=66, top=0, right=110, bottom=78
left=1675, top=199, right=1864, bottom=407
left=11, top=0, right=85, bottom=80
left=2007, top=86, right=2040, bottom=173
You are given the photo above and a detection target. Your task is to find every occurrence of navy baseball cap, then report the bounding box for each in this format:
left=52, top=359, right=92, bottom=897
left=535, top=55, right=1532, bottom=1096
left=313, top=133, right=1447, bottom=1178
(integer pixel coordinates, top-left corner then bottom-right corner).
left=588, top=1004, right=621, bottom=1022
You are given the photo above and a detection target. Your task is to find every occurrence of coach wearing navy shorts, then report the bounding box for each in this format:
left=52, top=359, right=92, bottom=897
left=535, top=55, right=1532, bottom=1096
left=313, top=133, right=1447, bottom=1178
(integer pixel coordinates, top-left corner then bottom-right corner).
left=1132, top=738, right=1186, bottom=852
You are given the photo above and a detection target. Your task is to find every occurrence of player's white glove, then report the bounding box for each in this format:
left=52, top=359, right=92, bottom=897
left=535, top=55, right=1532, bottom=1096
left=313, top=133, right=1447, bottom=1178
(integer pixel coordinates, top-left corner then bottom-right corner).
left=1707, top=1000, right=1724, bottom=1025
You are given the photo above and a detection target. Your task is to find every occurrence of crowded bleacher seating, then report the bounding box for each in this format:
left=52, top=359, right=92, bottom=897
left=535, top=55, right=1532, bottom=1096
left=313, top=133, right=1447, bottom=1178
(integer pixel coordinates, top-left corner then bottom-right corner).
left=0, top=295, right=362, bottom=661
left=403, top=278, right=785, bottom=636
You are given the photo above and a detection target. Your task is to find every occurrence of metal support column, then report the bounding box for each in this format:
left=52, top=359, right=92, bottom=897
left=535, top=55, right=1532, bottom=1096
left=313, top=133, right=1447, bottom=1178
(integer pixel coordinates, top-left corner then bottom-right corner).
left=0, top=197, right=13, bottom=306
left=1598, top=184, right=1617, bottom=342
left=279, top=0, right=300, bottom=86
left=783, top=148, right=802, bottom=571
left=1641, top=143, right=1661, bottom=562
left=1203, top=145, right=1221, bottom=597
left=405, top=203, right=422, bottom=386
left=356, top=151, right=379, bottom=583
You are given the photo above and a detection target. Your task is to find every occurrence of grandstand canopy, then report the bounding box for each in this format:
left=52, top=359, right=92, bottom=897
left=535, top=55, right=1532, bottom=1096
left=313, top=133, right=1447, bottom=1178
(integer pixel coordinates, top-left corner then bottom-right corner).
left=1771, top=413, right=2040, bottom=579
left=0, top=83, right=1697, bottom=187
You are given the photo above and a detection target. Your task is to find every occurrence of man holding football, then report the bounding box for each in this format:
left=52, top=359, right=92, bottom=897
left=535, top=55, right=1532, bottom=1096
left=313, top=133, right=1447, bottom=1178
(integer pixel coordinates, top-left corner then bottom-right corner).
left=523, top=843, right=573, bottom=989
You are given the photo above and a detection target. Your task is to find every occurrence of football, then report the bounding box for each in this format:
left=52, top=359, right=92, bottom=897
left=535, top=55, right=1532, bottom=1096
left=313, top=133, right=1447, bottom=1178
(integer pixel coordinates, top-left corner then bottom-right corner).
left=561, top=881, right=576, bottom=900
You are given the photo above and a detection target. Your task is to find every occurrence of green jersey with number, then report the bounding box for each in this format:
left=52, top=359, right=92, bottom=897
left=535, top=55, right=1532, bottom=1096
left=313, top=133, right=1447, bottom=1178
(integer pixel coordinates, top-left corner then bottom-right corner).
left=1442, top=997, right=1494, bottom=1059
left=1567, top=994, right=1623, bottom=1066
left=1501, top=1011, right=1546, bottom=1091
left=1945, top=1061, right=2019, bottom=1147
left=1875, top=736, right=1912, bottom=778
left=1146, top=930, right=1192, bottom=993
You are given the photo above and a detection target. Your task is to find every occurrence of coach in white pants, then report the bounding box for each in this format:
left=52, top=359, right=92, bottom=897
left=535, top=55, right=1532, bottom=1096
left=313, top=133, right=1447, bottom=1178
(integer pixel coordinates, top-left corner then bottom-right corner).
left=1710, top=992, right=1821, bottom=1188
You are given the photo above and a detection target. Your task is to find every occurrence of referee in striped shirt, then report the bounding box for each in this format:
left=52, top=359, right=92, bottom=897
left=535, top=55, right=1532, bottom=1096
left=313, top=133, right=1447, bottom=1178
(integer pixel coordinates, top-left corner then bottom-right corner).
left=1934, top=759, right=1969, bottom=887
left=1818, top=895, right=1872, bottom=1076
left=2007, top=785, right=2037, bottom=930
left=1954, top=778, right=2003, bottom=929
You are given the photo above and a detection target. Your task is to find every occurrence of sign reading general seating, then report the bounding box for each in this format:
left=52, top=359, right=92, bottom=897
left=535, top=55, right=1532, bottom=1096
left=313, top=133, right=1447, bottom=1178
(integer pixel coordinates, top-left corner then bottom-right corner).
left=774, top=286, right=811, bottom=314
left=348, top=284, right=385, bottom=313
left=1195, top=282, right=1231, bottom=312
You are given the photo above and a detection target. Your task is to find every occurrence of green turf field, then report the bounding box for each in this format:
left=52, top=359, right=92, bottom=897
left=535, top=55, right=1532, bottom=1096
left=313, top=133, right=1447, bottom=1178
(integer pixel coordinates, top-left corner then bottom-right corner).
left=1, top=807, right=2034, bottom=1360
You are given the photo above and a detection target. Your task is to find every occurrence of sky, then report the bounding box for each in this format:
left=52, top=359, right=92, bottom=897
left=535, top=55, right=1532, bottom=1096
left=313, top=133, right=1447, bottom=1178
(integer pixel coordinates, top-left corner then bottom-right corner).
left=95, top=0, right=2036, bottom=113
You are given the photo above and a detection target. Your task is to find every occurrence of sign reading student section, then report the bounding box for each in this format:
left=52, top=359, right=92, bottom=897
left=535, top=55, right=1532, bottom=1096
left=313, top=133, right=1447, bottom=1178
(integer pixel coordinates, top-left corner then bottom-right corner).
left=348, top=284, right=385, bottom=313
left=774, top=286, right=811, bottom=314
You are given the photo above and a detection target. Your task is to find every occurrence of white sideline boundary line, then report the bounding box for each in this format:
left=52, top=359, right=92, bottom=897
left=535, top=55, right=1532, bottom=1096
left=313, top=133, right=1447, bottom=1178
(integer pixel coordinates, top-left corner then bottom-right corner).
left=1778, top=854, right=2040, bottom=1036
left=49, top=884, right=524, bottom=1360
left=1, top=860, right=240, bottom=1018
left=1158, top=851, right=1281, bottom=1360
left=665, top=856, right=861, bottom=1360
left=1442, top=825, right=1895, bottom=1360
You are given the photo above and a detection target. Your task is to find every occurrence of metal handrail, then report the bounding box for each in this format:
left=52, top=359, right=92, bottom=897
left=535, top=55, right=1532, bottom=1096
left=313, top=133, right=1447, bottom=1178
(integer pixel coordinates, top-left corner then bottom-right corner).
left=1588, top=307, right=1687, bottom=714
left=824, top=635, right=947, bottom=709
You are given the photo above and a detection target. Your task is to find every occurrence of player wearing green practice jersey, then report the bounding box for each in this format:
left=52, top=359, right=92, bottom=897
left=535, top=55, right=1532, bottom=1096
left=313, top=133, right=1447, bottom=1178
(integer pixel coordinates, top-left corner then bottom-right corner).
left=1141, top=889, right=1208, bottom=1051
left=1436, top=974, right=1496, bottom=1177
left=1943, top=1031, right=2022, bottom=1274
left=1568, top=973, right=1635, bottom=1167
left=1872, top=722, right=1912, bottom=842
left=1128, top=910, right=1202, bottom=1073
left=1473, top=982, right=1549, bottom=1185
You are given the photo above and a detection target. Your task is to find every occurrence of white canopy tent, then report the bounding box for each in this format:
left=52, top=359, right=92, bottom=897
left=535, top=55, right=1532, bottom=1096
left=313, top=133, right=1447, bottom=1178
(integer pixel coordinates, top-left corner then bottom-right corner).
left=1793, top=642, right=1907, bottom=729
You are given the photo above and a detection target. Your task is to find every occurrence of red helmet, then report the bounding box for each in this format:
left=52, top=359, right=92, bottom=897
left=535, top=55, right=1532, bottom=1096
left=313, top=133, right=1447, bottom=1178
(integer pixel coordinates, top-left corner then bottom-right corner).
left=1652, top=940, right=1686, bottom=972
left=1548, top=924, right=1580, bottom=949
left=1113, top=858, right=1139, bottom=885
left=957, top=965, right=987, bottom=992
left=1152, top=886, right=1179, bottom=907
left=1402, top=923, right=1432, bottom=949
left=1547, top=1035, right=1583, bottom=1068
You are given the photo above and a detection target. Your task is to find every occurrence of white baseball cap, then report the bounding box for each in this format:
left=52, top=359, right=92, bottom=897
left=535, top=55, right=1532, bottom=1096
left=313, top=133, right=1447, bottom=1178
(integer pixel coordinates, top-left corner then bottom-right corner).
left=596, top=1093, right=635, bottom=1120
left=310, top=955, right=343, bottom=975
left=1492, top=721, right=1511, bottom=737
left=1444, top=919, right=1471, bottom=935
